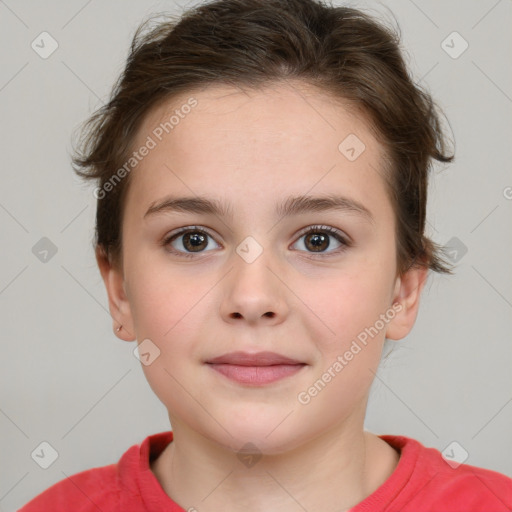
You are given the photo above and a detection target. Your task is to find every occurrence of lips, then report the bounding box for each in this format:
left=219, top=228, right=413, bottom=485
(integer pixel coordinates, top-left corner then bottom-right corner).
left=205, top=351, right=307, bottom=385
left=206, top=351, right=304, bottom=366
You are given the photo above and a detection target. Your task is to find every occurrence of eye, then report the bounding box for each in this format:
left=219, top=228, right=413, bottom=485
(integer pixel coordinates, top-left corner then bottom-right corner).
left=162, top=224, right=350, bottom=259
left=292, top=225, right=350, bottom=255
left=162, top=226, right=220, bottom=258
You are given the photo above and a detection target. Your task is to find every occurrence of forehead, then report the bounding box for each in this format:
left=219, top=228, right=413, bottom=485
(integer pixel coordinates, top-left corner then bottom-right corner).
left=139, top=80, right=376, bottom=150
left=125, top=81, right=390, bottom=218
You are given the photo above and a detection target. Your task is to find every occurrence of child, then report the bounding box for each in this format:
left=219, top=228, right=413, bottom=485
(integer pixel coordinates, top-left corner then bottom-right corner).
left=19, top=0, right=512, bottom=510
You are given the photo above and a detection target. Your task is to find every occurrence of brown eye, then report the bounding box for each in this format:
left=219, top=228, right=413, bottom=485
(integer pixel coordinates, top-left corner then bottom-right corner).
left=292, top=225, right=349, bottom=255
left=163, top=227, right=220, bottom=258
left=304, top=232, right=330, bottom=252
left=181, top=231, right=208, bottom=252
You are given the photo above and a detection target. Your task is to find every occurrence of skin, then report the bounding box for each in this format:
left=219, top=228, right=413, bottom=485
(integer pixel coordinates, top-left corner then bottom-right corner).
left=97, top=80, right=427, bottom=512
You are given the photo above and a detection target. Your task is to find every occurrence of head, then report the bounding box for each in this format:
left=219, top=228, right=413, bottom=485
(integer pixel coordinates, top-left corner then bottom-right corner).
left=72, top=0, right=453, bottom=453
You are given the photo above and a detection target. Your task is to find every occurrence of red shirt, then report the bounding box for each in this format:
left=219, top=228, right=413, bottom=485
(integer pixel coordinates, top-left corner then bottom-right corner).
left=19, top=431, right=512, bottom=511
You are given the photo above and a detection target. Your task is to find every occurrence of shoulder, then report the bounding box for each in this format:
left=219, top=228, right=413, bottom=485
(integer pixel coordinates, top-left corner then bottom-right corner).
left=380, top=435, right=512, bottom=510
left=18, top=464, right=119, bottom=512
left=18, top=432, right=173, bottom=512
left=423, top=456, right=512, bottom=508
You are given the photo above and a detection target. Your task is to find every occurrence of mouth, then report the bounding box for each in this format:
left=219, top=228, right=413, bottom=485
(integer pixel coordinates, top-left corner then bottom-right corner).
left=205, top=351, right=307, bottom=386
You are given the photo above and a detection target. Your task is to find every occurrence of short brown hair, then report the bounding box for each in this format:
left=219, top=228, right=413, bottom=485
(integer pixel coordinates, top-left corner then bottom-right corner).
left=72, top=0, right=454, bottom=275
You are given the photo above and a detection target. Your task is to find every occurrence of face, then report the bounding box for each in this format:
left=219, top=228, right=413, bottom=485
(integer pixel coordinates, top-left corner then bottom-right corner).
left=99, top=81, right=426, bottom=454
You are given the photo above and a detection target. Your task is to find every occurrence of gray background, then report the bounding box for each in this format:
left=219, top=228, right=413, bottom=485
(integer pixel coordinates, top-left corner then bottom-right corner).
left=1, top=0, right=511, bottom=510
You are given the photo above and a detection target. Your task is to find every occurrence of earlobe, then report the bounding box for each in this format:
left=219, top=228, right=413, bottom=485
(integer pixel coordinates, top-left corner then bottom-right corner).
left=95, top=246, right=136, bottom=342
left=385, top=265, right=429, bottom=341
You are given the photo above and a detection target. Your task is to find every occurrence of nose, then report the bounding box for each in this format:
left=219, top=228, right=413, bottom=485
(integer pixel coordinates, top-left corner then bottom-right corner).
left=219, top=248, right=289, bottom=326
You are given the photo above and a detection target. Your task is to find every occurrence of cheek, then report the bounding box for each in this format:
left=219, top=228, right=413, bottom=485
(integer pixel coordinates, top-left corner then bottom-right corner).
left=310, top=261, right=395, bottom=340
left=298, top=269, right=393, bottom=415
left=127, top=267, right=212, bottom=411
left=126, top=249, right=213, bottom=340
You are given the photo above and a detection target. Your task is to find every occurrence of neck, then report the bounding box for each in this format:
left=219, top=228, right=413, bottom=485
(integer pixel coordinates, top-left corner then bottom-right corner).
left=151, top=418, right=399, bottom=512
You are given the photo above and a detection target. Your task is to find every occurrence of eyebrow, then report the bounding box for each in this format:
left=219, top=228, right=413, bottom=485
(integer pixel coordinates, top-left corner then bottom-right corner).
left=144, top=194, right=374, bottom=223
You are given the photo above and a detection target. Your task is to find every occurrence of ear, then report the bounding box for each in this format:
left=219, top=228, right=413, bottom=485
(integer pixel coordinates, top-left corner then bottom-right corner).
left=96, top=246, right=136, bottom=341
left=385, top=265, right=429, bottom=341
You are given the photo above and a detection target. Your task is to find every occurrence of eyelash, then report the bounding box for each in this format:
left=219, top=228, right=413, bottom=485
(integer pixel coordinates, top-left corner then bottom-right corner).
left=162, top=225, right=351, bottom=259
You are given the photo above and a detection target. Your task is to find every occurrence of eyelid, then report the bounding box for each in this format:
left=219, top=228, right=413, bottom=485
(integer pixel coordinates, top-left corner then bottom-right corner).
left=165, top=224, right=350, bottom=241
left=164, top=224, right=215, bottom=237
left=294, top=224, right=351, bottom=243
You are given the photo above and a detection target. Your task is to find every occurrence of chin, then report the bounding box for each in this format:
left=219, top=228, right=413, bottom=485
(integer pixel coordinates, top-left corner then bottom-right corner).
left=200, top=414, right=307, bottom=456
